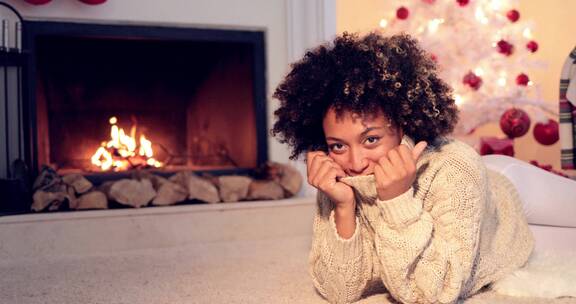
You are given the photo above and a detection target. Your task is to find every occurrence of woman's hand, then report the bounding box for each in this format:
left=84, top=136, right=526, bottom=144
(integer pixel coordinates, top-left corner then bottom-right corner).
left=374, top=141, right=427, bottom=201
left=306, top=151, right=355, bottom=209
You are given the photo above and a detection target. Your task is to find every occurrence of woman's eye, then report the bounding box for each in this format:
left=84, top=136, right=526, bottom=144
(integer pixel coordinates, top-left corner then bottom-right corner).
left=365, top=136, right=380, bottom=145
left=329, top=143, right=346, bottom=153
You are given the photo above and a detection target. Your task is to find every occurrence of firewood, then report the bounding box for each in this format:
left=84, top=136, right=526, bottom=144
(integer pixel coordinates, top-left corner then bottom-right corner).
left=32, top=165, right=62, bottom=192
left=75, top=191, right=108, bottom=210
left=152, top=178, right=188, bottom=206
left=62, top=174, right=93, bottom=194
left=267, top=162, right=303, bottom=197
left=218, top=175, right=253, bottom=202
left=66, top=184, right=78, bottom=209
left=31, top=190, right=69, bottom=212
left=247, top=180, right=285, bottom=200
left=109, top=178, right=156, bottom=208
left=169, top=171, right=220, bottom=204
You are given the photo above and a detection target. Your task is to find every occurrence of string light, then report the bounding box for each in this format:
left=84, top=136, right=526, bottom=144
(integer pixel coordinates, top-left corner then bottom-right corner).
left=379, top=19, right=388, bottom=28
left=523, top=28, right=533, bottom=39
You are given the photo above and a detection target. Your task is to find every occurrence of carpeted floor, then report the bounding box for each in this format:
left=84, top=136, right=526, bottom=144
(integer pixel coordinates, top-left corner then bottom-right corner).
left=1, top=234, right=575, bottom=304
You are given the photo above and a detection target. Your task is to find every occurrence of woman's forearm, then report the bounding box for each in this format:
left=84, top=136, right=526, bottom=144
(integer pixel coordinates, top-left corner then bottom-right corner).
left=334, top=201, right=357, bottom=239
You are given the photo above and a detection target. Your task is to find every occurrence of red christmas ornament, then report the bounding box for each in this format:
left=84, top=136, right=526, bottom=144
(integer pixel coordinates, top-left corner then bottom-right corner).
left=497, top=40, right=514, bottom=56
left=396, top=6, right=410, bottom=20
left=526, top=40, right=539, bottom=53
left=78, top=0, right=107, bottom=4
left=533, top=119, right=559, bottom=145
left=430, top=54, right=438, bottom=62
left=23, top=0, right=52, bottom=4
left=506, top=9, right=520, bottom=22
left=463, top=71, right=483, bottom=90
left=480, top=137, right=515, bottom=157
left=456, top=0, right=470, bottom=7
left=516, top=73, right=530, bottom=86
left=500, top=108, right=531, bottom=139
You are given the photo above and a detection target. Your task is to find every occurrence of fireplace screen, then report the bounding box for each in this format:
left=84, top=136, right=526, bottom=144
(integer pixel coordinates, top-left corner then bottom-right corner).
left=30, top=24, right=267, bottom=175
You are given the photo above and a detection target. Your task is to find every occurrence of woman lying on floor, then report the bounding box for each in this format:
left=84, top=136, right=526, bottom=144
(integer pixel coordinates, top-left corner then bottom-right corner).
left=272, top=32, right=535, bottom=304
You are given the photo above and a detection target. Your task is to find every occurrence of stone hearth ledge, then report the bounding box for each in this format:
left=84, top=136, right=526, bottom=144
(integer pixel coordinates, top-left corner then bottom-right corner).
left=0, top=197, right=317, bottom=262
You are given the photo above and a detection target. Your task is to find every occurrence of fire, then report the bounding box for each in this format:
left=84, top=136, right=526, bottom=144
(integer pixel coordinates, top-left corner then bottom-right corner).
left=91, top=116, right=163, bottom=171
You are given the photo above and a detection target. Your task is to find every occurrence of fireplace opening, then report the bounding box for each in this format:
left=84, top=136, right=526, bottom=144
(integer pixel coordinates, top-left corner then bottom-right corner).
left=37, top=35, right=259, bottom=174
left=27, top=22, right=268, bottom=179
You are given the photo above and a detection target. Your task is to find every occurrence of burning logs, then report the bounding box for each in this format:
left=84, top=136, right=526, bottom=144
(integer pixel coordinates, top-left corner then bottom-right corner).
left=30, top=161, right=303, bottom=212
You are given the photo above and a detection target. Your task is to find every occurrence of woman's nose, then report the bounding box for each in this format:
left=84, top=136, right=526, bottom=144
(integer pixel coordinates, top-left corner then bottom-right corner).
left=349, top=149, right=368, bottom=175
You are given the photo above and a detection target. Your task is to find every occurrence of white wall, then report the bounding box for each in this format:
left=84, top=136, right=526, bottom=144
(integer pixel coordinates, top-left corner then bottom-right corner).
left=2, top=0, right=336, bottom=195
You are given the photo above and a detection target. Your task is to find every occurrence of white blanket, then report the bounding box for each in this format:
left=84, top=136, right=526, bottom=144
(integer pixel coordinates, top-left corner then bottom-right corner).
left=491, top=250, right=576, bottom=299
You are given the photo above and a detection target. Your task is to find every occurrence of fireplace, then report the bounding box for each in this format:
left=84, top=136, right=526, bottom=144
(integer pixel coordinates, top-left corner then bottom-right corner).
left=0, top=21, right=279, bottom=213
left=25, top=21, right=268, bottom=179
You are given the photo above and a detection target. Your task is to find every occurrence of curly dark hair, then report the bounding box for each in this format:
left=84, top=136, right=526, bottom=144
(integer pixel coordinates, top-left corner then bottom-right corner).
left=272, top=32, right=459, bottom=160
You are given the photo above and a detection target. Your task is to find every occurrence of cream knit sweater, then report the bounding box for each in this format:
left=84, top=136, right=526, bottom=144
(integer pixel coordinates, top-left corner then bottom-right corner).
left=309, top=136, right=534, bottom=304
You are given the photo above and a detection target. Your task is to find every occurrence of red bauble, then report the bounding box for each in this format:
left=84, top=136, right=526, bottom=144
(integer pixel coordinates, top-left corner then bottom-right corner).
left=396, top=6, right=410, bottom=20
left=516, top=73, right=530, bottom=86
left=456, top=0, right=470, bottom=7
left=23, top=0, right=52, bottom=4
left=78, top=0, right=107, bottom=4
left=496, top=40, right=514, bottom=56
left=430, top=54, right=438, bottom=62
left=479, top=137, right=515, bottom=157
left=500, top=108, right=531, bottom=139
left=463, top=71, right=483, bottom=90
left=533, top=119, right=559, bottom=145
left=526, top=40, right=539, bottom=53
left=506, top=9, right=520, bottom=22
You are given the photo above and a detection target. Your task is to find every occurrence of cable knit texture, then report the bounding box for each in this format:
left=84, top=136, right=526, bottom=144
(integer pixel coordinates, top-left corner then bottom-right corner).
left=309, top=136, right=534, bottom=304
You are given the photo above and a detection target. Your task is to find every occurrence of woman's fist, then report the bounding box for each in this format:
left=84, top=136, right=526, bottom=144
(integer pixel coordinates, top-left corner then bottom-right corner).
left=374, top=141, right=427, bottom=201
left=306, top=151, right=355, bottom=209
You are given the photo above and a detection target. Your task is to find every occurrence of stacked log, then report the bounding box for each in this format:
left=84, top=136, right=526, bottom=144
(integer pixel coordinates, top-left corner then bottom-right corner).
left=30, top=161, right=303, bottom=212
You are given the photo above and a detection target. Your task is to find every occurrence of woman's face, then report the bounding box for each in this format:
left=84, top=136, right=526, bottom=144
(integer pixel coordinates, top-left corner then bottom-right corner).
left=322, top=107, right=403, bottom=176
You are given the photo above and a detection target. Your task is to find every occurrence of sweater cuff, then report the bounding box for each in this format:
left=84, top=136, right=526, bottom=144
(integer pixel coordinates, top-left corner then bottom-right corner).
left=376, top=187, right=422, bottom=227
left=325, top=210, right=363, bottom=264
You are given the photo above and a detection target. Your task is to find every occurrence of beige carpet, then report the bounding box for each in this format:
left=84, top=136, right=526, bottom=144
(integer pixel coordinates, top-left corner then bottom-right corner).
left=1, top=234, right=574, bottom=304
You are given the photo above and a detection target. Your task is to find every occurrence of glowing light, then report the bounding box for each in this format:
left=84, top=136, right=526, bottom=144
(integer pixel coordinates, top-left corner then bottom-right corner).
left=474, top=68, right=485, bottom=76
left=455, top=94, right=465, bottom=106
left=523, top=28, right=533, bottom=39
left=489, top=0, right=502, bottom=11
left=379, top=19, right=388, bottom=28
left=498, top=77, right=507, bottom=86
left=428, top=18, right=444, bottom=33
left=475, top=8, right=489, bottom=24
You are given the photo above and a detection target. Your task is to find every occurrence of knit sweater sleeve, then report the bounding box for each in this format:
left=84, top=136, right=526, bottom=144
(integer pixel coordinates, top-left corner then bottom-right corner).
left=368, top=155, right=486, bottom=304
left=308, top=191, right=375, bottom=304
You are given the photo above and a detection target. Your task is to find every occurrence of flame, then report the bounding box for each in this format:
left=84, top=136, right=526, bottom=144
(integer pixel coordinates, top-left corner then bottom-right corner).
left=90, top=116, right=163, bottom=171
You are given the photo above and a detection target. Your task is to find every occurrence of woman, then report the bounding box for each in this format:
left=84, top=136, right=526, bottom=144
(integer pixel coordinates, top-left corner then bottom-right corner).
left=272, top=32, right=534, bottom=304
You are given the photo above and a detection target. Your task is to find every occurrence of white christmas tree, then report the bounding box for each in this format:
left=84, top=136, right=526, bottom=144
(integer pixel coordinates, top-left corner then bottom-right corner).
left=377, top=0, right=555, bottom=137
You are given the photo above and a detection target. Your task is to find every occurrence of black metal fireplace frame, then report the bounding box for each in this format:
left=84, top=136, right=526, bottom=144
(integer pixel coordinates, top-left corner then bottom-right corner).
left=22, top=21, right=269, bottom=180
